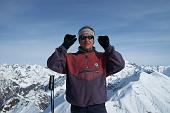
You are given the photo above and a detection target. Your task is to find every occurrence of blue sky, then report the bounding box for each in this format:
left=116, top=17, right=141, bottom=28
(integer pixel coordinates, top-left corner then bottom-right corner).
left=0, top=0, right=170, bottom=66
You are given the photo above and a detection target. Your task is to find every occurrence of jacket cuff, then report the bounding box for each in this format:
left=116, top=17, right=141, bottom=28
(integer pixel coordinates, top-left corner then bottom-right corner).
left=104, top=45, right=115, bottom=53
left=55, top=45, right=68, bottom=53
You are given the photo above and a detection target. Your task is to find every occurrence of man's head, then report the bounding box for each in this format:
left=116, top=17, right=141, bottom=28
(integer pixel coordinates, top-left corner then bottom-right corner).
left=78, top=26, right=95, bottom=50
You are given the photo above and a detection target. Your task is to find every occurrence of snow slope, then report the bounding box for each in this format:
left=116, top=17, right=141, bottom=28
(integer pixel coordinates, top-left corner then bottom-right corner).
left=0, top=62, right=170, bottom=113
left=106, top=62, right=170, bottom=113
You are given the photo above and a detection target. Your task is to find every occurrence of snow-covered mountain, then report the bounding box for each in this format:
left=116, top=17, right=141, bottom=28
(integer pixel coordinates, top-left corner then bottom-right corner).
left=0, top=62, right=170, bottom=113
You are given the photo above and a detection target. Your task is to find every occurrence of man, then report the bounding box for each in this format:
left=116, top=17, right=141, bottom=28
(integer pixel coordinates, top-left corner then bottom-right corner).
left=47, top=26, right=125, bottom=113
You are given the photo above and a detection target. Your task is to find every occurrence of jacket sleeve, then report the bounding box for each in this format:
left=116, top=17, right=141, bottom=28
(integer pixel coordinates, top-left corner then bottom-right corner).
left=47, top=45, right=67, bottom=74
left=104, top=45, right=125, bottom=76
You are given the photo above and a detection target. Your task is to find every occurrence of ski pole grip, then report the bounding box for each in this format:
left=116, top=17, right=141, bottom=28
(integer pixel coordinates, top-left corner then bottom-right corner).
left=49, top=75, right=54, bottom=90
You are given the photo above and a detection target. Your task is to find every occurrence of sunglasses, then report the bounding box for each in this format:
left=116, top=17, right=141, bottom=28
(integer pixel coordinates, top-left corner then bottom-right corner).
left=79, top=35, right=94, bottom=40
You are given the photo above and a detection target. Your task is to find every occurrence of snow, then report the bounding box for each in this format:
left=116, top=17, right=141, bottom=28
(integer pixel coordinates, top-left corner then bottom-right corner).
left=0, top=62, right=170, bottom=113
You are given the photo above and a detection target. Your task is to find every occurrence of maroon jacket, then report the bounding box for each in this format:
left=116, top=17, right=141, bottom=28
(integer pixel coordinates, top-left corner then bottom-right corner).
left=47, top=45, right=125, bottom=107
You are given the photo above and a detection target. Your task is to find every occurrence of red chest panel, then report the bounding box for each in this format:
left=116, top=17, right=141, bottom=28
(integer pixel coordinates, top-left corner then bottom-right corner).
left=66, top=51, right=106, bottom=80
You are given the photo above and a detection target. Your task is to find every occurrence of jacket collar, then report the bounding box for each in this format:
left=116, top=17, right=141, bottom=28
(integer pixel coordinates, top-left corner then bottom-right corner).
left=78, top=46, right=95, bottom=53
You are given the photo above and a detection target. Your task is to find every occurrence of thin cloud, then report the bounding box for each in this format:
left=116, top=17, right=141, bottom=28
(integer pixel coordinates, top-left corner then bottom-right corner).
left=0, top=0, right=170, bottom=66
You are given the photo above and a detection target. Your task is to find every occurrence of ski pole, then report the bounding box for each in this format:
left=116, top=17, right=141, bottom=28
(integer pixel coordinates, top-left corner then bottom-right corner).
left=49, top=75, right=54, bottom=113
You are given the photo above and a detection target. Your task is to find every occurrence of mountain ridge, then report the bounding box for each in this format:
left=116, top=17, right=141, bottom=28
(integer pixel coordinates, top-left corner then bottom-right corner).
left=0, top=62, right=170, bottom=113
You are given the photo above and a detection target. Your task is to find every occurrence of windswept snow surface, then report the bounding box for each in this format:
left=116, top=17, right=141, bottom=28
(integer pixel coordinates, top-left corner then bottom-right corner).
left=0, top=62, right=170, bottom=113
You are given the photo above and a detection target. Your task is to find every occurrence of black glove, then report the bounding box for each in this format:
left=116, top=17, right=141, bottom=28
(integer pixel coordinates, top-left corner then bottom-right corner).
left=98, top=36, right=110, bottom=49
left=62, top=34, right=77, bottom=49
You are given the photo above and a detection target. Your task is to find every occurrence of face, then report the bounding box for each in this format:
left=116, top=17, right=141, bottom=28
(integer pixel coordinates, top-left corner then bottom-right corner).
left=79, top=34, right=94, bottom=50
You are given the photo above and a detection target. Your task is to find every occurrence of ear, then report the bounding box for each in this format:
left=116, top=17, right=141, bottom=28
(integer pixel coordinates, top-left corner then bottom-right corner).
left=93, top=38, right=95, bottom=44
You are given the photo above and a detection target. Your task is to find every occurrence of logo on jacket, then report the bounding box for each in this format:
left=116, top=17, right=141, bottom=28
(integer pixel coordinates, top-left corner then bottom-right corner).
left=94, top=63, right=99, bottom=68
